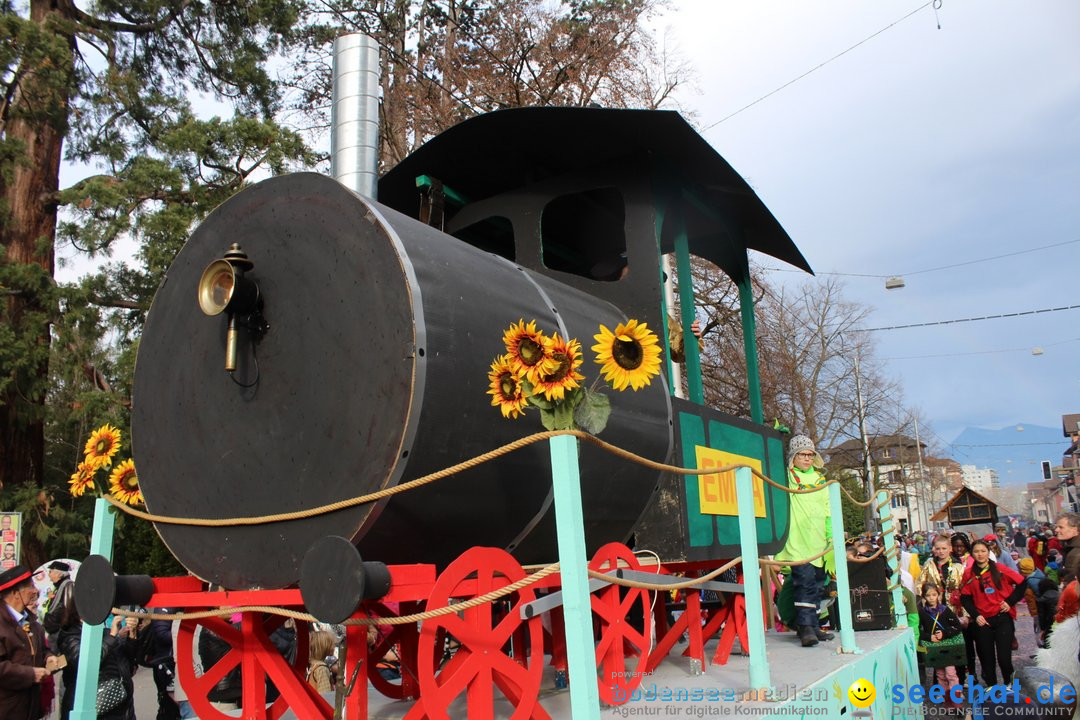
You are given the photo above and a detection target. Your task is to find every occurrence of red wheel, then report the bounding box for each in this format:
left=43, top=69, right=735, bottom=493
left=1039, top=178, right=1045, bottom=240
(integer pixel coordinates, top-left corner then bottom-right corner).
left=176, top=613, right=330, bottom=720
left=590, top=542, right=652, bottom=705
left=413, top=547, right=548, bottom=720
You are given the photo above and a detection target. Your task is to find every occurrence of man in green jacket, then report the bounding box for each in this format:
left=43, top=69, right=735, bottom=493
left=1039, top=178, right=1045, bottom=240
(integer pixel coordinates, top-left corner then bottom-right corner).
left=774, top=435, right=834, bottom=647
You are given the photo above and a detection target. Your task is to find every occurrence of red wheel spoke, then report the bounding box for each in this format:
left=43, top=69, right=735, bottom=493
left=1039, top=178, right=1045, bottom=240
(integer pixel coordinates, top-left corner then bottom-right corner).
left=426, top=609, right=470, bottom=639
left=490, top=603, right=529, bottom=647
left=490, top=652, right=536, bottom=687
left=432, top=650, right=480, bottom=699
left=467, top=664, right=495, bottom=715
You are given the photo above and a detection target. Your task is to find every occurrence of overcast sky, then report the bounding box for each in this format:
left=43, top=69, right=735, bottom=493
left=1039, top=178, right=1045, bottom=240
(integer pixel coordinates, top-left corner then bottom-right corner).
left=662, top=0, right=1080, bottom=467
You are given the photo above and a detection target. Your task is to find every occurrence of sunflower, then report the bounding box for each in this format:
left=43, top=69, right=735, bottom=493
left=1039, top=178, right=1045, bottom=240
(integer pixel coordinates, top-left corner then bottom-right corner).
left=502, top=319, right=556, bottom=384
left=487, top=355, right=529, bottom=419
left=532, top=334, right=585, bottom=402
left=68, top=461, right=97, bottom=498
left=83, top=424, right=122, bottom=468
left=592, top=319, right=662, bottom=391
left=108, top=459, right=143, bottom=506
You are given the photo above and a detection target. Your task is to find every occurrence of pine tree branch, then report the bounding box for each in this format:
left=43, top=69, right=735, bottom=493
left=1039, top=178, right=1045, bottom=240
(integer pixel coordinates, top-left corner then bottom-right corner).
left=88, top=296, right=145, bottom=311
left=58, top=0, right=191, bottom=36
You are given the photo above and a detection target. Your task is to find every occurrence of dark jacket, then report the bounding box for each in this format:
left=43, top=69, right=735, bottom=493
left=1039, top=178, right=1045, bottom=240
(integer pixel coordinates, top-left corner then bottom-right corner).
left=199, top=625, right=242, bottom=704
left=1060, top=536, right=1080, bottom=587
left=59, top=624, right=137, bottom=720
left=919, top=604, right=962, bottom=642
left=42, top=579, right=75, bottom=640
left=1036, top=580, right=1061, bottom=634
left=0, top=603, right=50, bottom=720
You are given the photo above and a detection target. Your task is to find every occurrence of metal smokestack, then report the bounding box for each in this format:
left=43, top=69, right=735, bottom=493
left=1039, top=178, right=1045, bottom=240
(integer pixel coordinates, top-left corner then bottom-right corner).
left=331, top=33, right=380, bottom=197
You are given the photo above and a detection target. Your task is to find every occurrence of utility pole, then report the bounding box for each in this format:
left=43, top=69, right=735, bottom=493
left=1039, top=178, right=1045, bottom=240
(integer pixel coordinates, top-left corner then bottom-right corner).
left=853, top=351, right=877, bottom=532
left=914, top=415, right=928, bottom=531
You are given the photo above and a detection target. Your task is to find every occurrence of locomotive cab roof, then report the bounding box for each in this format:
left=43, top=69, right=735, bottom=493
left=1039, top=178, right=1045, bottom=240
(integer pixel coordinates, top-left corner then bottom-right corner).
left=378, top=106, right=812, bottom=285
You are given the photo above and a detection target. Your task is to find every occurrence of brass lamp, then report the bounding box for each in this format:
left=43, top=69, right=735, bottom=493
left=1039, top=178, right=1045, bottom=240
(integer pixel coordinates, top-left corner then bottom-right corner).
left=197, top=244, right=261, bottom=372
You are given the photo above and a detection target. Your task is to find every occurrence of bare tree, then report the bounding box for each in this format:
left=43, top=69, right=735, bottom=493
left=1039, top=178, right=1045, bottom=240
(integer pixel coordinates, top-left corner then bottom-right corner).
left=286, top=0, right=695, bottom=167
left=754, top=278, right=897, bottom=449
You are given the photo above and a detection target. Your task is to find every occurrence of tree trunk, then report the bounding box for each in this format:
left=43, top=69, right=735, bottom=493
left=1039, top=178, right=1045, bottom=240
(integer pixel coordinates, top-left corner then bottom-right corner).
left=0, top=0, right=72, bottom=487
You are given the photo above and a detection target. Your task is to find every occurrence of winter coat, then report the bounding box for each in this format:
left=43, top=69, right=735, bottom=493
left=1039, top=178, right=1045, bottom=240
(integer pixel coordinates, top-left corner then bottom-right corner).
left=1061, top=536, right=1080, bottom=587
left=0, top=605, right=50, bottom=720
left=919, top=604, right=962, bottom=643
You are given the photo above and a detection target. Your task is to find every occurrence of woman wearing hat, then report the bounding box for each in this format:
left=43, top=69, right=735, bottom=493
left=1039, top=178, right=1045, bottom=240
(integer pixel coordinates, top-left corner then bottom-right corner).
left=773, top=435, right=833, bottom=647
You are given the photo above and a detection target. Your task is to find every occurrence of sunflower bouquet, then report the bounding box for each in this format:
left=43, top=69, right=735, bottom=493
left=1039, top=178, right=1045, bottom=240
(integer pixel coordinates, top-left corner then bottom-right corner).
left=68, top=424, right=144, bottom=506
left=487, top=318, right=662, bottom=433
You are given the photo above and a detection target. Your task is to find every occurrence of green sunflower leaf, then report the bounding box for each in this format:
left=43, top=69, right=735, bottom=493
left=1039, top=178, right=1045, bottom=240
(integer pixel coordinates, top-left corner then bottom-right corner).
left=528, top=394, right=553, bottom=410
left=573, top=390, right=611, bottom=434
left=539, top=408, right=557, bottom=431
left=551, top=400, right=576, bottom=430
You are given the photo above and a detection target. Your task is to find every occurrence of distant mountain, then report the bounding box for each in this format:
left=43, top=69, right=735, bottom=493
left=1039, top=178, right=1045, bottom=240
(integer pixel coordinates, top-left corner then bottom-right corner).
left=948, top=424, right=1067, bottom=487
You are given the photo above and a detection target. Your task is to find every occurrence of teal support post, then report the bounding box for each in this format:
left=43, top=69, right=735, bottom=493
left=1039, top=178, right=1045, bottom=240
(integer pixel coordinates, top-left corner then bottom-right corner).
left=673, top=217, right=703, bottom=404
left=735, top=467, right=771, bottom=690
left=654, top=203, right=679, bottom=391
left=549, top=436, right=601, bottom=718
left=71, top=497, right=118, bottom=720
left=737, top=273, right=764, bottom=424
left=828, top=482, right=860, bottom=653
left=878, top=490, right=907, bottom=628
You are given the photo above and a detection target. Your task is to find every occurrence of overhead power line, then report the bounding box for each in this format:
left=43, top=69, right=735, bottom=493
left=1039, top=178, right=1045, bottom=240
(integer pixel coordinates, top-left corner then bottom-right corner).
left=763, top=237, right=1080, bottom=280
left=952, top=441, right=1067, bottom=448
left=865, top=304, right=1080, bottom=332
left=885, top=337, right=1080, bottom=361
left=702, top=2, right=932, bottom=132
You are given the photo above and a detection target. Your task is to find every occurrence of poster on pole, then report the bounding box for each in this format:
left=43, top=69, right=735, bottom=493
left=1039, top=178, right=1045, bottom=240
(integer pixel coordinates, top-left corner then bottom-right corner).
left=0, top=512, right=21, bottom=570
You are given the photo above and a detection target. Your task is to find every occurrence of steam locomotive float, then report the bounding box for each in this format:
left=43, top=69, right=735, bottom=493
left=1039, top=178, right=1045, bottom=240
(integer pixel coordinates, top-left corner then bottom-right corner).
left=78, top=107, right=838, bottom=719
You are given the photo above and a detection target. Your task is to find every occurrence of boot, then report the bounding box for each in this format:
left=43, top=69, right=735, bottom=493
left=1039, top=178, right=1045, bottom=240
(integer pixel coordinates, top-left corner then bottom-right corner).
left=798, top=625, right=819, bottom=647
left=815, top=627, right=834, bottom=641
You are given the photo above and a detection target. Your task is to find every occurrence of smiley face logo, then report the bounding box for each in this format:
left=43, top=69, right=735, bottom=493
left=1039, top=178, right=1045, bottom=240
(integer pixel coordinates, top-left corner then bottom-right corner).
left=848, top=678, right=876, bottom=708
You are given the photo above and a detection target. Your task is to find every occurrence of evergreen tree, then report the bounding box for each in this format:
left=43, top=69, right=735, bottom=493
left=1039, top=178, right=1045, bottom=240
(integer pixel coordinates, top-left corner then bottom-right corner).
left=2, top=0, right=315, bottom=567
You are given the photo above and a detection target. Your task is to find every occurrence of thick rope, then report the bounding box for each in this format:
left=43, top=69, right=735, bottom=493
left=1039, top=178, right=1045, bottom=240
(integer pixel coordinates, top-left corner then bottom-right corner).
left=587, top=557, right=742, bottom=591
left=847, top=546, right=887, bottom=563
left=841, top=485, right=877, bottom=507
left=112, top=605, right=313, bottom=623
left=753, top=467, right=878, bottom=507
left=104, top=429, right=892, bottom=526
left=759, top=545, right=832, bottom=568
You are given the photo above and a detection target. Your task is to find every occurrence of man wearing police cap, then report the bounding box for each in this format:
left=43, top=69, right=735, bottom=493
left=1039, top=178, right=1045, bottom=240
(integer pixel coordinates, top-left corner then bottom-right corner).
left=0, top=564, right=57, bottom=719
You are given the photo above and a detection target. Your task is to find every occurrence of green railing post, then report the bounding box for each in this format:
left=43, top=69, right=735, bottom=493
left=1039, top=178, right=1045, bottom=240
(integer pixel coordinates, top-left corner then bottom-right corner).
left=672, top=217, right=703, bottom=404
left=71, top=497, right=118, bottom=720
left=549, top=435, right=601, bottom=718
left=878, top=491, right=907, bottom=627
left=735, top=467, right=771, bottom=691
left=737, top=274, right=763, bottom=424
left=828, top=482, right=860, bottom=653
